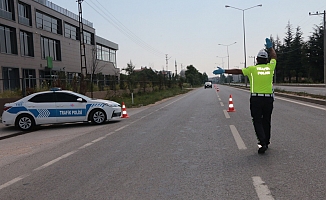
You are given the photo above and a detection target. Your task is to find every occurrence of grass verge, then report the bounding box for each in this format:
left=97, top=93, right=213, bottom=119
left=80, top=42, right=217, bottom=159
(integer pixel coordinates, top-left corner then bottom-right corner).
left=109, top=88, right=194, bottom=108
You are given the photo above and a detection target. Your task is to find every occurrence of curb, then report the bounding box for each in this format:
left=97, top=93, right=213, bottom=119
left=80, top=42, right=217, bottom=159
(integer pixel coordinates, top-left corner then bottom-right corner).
left=274, top=92, right=326, bottom=106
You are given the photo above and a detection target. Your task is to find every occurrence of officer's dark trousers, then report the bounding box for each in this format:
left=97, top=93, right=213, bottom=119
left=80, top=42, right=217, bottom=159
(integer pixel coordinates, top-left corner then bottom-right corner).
left=250, top=96, right=274, bottom=146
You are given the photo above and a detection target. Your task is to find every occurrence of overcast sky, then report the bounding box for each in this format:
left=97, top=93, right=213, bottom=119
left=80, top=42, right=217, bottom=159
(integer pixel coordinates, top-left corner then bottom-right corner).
left=53, top=0, right=325, bottom=77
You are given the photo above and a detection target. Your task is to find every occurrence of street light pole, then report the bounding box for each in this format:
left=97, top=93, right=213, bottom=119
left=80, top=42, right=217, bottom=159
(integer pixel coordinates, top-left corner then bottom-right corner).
left=216, top=55, right=228, bottom=68
left=225, top=4, right=262, bottom=87
left=249, top=56, right=256, bottom=65
left=218, top=42, right=236, bottom=84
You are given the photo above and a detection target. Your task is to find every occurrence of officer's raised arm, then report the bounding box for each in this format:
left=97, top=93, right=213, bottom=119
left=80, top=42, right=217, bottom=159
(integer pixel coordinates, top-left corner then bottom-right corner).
left=265, top=38, right=277, bottom=60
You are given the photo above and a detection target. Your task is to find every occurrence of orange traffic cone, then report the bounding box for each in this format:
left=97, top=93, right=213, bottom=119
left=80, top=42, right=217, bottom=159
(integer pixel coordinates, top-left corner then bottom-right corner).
left=227, top=95, right=236, bottom=112
left=121, top=102, right=129, bottom=118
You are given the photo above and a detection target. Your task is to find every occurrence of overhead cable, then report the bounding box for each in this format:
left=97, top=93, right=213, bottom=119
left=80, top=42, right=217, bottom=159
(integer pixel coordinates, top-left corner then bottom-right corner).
left=85, top=0, right=165, bottom=57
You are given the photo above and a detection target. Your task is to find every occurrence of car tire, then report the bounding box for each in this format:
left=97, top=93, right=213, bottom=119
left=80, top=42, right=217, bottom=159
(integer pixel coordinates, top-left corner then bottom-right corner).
left=15, top=114, right=35, bottom=131
left=90, top=109, right=106, bottom=125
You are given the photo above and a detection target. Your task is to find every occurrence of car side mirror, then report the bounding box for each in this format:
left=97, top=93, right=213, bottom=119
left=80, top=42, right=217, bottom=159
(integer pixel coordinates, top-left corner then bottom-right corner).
left=77, top=98, right=83, bottom=102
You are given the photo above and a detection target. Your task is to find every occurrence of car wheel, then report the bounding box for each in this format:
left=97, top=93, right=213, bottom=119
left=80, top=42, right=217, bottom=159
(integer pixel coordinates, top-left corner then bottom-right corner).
left=90, top=109, right=106, bottom=124
left=16, top=114, right=35, bottom=131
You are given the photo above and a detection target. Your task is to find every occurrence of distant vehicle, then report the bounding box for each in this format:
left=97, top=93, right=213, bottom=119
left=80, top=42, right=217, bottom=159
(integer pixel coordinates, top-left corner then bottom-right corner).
left=2, top=89, right=121, bottom=131
left=204, top=82, right=212, bottom=89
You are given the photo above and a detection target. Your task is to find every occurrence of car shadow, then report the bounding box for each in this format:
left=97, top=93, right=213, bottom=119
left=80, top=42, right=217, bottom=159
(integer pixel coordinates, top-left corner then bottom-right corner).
left=0, top=120, right=122, bottom=140
left=0, top=127, right=33, bottom=140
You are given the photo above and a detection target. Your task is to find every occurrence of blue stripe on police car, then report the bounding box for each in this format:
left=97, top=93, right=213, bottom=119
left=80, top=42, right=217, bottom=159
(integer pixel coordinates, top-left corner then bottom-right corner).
left=85, top=103, right=104, bottom=113
left=7, top=107, right=28, bottom=114
left=29, top=109, right=57, bottom=118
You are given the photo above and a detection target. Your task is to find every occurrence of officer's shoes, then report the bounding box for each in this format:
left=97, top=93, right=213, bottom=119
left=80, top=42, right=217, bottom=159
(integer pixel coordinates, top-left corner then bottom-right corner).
left=258, top=145, right=268, bottom=154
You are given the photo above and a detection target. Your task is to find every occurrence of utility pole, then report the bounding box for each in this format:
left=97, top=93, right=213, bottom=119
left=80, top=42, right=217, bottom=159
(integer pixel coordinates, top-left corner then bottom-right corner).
left=165, top=54, right=168, bottom=72
left=78, top=0, right=87, bottom=93
left=165, top=54, right=171, bottom=78
left=175, top=60, right=177, bottom=76
left=309, top=10, right=326, bottom=90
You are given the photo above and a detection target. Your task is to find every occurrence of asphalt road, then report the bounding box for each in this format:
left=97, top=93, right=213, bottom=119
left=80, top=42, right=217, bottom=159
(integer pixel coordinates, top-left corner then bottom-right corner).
left=0, top=85, right=325, bottom=199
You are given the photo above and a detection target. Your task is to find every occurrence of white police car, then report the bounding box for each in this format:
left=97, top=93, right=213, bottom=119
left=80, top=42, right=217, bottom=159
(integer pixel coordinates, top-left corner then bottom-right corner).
left=2, top=89, right=121, bottom=131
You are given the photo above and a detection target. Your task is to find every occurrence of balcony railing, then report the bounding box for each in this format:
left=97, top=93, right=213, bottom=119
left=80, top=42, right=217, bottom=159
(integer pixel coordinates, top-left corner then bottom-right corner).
left=0, top=8, right=13, bottom=20
left=19, top=16, right=31, bottom=26
left=33, top=0, right=93, bottom=27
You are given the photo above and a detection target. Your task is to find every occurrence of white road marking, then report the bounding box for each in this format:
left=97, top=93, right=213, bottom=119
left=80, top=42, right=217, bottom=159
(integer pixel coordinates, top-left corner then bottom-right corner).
left=220, top=102, right=224, bottom=106
left=223, top=110, right=230, bottom=118
left=92, top=136, right=106, bottom=143
left=0, top=174, right=30, bottom=190
left=276, top=97, right=326, bottom=111
left=78, top=142, right=93, bottom=149
left=230, top=125, right=247, bottom=150
left=33, top=150, right=78, bottom=171
left=115, top=125, right=129, bottom=132
left=105, top=132, right=115, bottom=137
left=252, top=176, right=275, bottom=200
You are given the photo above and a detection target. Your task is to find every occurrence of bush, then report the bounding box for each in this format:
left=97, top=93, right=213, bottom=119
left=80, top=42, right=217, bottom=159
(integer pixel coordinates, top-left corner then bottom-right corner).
left=0, top=89, right=22, bottom=98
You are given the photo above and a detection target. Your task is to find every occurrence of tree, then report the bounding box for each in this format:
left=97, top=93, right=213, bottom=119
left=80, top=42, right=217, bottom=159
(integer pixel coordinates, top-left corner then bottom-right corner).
left=185, top=65, right=203, bottom=86
left=122, top=61, right=136, bottom=93
left=89, top=47, right=105, bottom=97
left=292, top=26, right=305, bottom=82
left=307, top=25, right=324, bottom=82
left=133, top=67, right=158, bottom=92
left=202, top=72, right=208, bottom=82
left=283, top=21, right=295, bottom=82
left=123, top=60, right=135, bottom=75
left=273, top=35, right=283, bottom=82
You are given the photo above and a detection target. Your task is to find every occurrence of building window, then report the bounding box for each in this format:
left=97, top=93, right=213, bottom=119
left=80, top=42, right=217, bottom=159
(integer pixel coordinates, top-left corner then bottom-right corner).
left=64, top=23, right=78, bottom=40
left=103, top=46, right=109, bottom=61
left=96, top=43, right=117, bottom=65
left=0, top=24, right=17, bottom=54
left=83, top=31, right=94, bottom=45
left=18, top=1, right=32, bottom=26
left=20, top=30, right=34, bottom=57
left=36, top=11, right=62, bottom=34
left=2, top=67, right=20, bottom=90
left=97, top=46, right=109, bottom=62
left=23, top=69, right=36, bottom=88
left=110, top=48, right=116, bottom=65
left=96, top=44, right=102, bottom=60
left=0, top=0, right=15, bottom=20
left=40, top=36, right=61, bottom=61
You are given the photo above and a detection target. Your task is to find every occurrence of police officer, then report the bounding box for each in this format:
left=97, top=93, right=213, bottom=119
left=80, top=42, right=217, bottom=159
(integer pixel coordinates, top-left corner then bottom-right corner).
left=213, top=38, right=276, bottom=154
